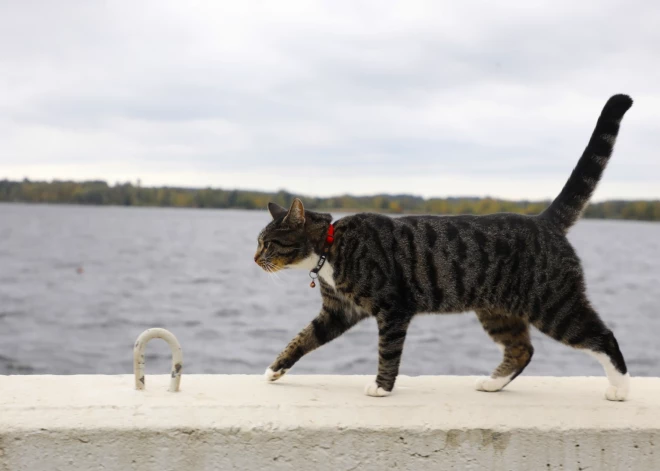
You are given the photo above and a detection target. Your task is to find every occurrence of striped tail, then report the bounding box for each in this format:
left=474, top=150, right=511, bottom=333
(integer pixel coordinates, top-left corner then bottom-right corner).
left=541, top=94, right=633, bottom=232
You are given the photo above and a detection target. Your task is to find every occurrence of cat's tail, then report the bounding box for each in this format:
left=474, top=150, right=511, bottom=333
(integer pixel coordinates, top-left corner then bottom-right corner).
left=540, top=94, right=633, bottom=233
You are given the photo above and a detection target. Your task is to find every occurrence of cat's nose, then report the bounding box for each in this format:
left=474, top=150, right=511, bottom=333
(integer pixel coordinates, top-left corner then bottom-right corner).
left=254, top=253, right=260, bottom=264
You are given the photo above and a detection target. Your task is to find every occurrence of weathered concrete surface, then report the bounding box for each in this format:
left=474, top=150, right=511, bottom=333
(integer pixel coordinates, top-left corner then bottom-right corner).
left=0, top=375, right=658, bottom=470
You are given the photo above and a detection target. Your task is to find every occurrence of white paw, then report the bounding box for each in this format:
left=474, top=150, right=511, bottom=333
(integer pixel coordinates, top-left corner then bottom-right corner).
left=364, top=381, right=391, bottom=397
left=475, top=375, right=509, bottom=392
left=264, top=367, right=288, bottom=382
left=605, top=373, right=630, bottom=401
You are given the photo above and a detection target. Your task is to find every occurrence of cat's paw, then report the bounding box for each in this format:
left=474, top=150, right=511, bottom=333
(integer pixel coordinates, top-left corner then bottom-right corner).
left=605, top=374, right=630, bottom=401
left=264, top=366, right=288, bottom=382
left=475, top=376, right=508, bottom=392
left=364, top=381, right=391, bottom=397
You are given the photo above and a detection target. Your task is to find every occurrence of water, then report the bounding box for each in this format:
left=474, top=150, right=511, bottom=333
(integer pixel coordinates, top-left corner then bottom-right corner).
left=0, top=203, right=658, bottom=377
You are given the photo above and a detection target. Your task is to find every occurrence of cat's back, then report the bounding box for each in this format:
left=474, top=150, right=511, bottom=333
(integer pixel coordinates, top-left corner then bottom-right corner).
left=335, top=210, right=571, bottom=261
left=339, top=210, right=555, bottom=236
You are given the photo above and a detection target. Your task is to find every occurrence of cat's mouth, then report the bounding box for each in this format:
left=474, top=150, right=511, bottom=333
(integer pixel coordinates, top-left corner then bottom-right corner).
left=257, top=259, right=284, bottom=273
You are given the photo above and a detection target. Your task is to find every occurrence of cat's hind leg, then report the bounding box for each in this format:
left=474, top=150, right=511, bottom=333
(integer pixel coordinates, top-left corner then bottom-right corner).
left=475, top=309, right=534, bottom=392
left=531, top=298, right=629, bottom=401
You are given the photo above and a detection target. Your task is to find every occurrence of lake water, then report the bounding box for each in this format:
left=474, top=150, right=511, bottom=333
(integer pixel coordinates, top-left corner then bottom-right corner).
left=0, top=203, right=658, bottom=378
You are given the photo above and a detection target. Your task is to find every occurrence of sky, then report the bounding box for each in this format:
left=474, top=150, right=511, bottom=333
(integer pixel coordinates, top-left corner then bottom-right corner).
left=1, top=0, right=659, bottom=201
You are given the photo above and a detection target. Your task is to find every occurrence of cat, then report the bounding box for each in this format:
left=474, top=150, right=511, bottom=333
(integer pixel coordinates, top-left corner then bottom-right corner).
left=254, top=94, right=633, bottom=400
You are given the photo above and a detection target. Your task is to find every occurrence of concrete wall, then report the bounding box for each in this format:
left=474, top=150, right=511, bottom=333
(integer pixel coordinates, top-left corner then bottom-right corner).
left=1, top=375, right=658, bottom=470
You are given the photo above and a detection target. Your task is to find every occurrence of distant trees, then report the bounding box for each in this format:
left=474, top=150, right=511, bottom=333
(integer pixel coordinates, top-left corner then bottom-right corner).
left=0, top=179, right=658, bottom=221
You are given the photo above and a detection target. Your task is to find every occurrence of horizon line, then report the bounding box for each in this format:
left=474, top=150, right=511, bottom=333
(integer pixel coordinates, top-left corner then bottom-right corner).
left=3, top=177, right=660, bottom=204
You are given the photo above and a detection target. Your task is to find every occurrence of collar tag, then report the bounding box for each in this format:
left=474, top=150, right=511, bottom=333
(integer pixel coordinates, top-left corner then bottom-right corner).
left=309, top=224, right=335, bottom=289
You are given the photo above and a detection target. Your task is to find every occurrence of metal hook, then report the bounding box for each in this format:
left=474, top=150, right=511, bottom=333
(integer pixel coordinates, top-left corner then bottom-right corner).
left=133, top=328, right=183, bottom=392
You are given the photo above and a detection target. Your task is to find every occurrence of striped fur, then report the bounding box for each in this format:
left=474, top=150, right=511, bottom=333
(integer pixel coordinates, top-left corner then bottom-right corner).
left=255, top=95, right=633, bottom=400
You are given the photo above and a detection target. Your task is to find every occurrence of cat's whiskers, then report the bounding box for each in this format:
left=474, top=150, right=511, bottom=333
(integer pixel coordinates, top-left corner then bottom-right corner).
left=261, top=258, right=285, bottom=284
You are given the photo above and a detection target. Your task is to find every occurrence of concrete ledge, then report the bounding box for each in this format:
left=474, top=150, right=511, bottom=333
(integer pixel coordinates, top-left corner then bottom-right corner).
left=1, top=375, right=659, bottom=470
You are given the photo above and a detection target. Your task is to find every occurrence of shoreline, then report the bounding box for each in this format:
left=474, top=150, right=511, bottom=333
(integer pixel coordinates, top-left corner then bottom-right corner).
left=2, top=200, right=659, bottom=223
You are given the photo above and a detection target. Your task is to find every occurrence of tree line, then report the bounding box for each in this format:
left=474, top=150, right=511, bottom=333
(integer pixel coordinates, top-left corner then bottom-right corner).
left=1, top=179, right=659, bottom=221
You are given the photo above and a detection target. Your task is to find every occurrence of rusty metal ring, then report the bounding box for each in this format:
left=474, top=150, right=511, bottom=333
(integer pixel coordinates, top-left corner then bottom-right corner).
left=133, top=328, right=183, bottom=392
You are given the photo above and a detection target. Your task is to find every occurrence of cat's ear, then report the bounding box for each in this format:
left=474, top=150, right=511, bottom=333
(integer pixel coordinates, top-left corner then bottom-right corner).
left=284, top=198, right=305, bottom=226
left=268, top=202, right=287, bottom=220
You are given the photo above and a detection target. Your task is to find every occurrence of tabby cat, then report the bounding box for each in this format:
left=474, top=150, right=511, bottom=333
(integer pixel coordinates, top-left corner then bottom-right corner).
left=254, top=94, right=633, bottom=400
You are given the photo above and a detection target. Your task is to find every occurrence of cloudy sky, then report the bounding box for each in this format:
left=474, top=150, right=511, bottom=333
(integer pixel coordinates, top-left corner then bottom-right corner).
left=1, top=1, right=659, bottom=200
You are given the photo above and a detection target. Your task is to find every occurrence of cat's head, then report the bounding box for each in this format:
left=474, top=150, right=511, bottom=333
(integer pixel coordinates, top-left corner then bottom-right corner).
left=254, top=198, right=330, bottom=273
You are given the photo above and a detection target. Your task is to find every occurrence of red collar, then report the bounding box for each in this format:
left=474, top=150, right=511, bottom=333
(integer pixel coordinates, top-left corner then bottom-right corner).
left=325, top=223, right=335, bottom=245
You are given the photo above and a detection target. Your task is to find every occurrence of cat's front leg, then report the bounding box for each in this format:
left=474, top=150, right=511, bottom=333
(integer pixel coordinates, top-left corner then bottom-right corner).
left=365, top=314, right=412, bottom=397
left=265, top=304, right=364, bottom=382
